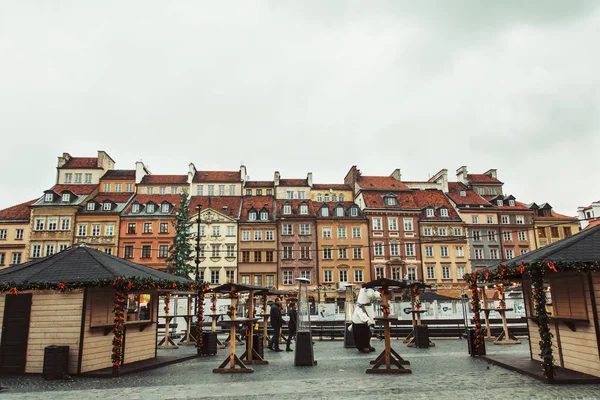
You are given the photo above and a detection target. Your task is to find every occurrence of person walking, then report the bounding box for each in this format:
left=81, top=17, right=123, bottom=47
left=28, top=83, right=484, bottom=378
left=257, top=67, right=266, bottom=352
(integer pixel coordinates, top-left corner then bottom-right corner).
left=286, top=302, right=297, bottom=351
left=268, top=298, right=284, bottom=351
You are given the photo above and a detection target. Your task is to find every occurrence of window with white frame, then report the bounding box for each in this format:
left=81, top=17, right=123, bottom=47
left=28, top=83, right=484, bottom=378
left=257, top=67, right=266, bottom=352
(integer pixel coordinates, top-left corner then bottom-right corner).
left=211, top=245, right=220, bottom=257
left=353, top=247, right=362, bottom=259
left=248, top=211, right=257, bottom=221
left=196, top=185, right=203, bottom=196
left=143, top=222, right=152, bottom=233
left=226, top=226, right=234, bottom=236
left=426, top=208, right=434, bottom=217
left=242, top=230, right=250, bottom=241
left=372, top=218, right=382, bottom=230
left=65, top=173, right=72, bottom=183
left=474, top=248, right=484, bottom=259
left=442, top=266, right=450, bottom=279
left=84, top=173, right=92, bottom=183
left=388, top=218, right=398, bottom=231
left=147, top=188, right=154, bottom=194
left=260, top=211, right=268, bottom=221
left=77, top=224, right=87, bottom=236
left=487, top=216, right=494, bottom=224
left=283, top=246, right=293, bottom=259
left=34, top=218, right=45, bottom=231
left=212, top=226, right=220, bottom=236
left=375, top=267, right=384, bottom=278
left=226, top=245, right=235, bottom=257
left=286, top=191, right=294, bottom=199
left=323, top=248, right=332, bottom=259
left=158, top=245, right=169, bottom=258
left=105, top=224, right=115, bottom=236
left=337, top=227, right=346, bottom=238
left=159, top=187, right=166, bottom=195
left=161, top=203, right=170, bottom=213
left=62, top=193, right=71, bottom=202
left=332, top=194, right=337, bottom=202
left=424, top=227, right=432, bottom=236
left=266, top=189, right=272, bottom=196
left=58, top=243, right=68, bottom=252
left=45, top=244, right=55, bottom=257
left=126, top=183, right=133, bottom=192
left=210, top=270, right=219, bottom=284
left=321, top=207, right=329, bottom=217
left=457, top=265, right=465, bottom=278
left=488, top=230, right=497, bottom=241
left=439, top=227, right=447, bottom=236
left=339, top=270, right=348, bottom=282
left=407, top=267, right=416, bottom=280
left=300, top=224, right=310, bottom=235
left=516, top=215, right=524, bottom=224
left=15, top=229, right=23, bottom=239
left=254, top=230, right=262, bottom=241
left=11, top=252, right=22, bottom=264
left=115, top=183, right=123, bottom=192
left=283, top=270, right=294, bottom=285
left=336, top=207, right=344, bottom=217
left=354, top=269, right=363, bottom=282
left=300, top=246, right=310, bottom=259
left=32, top=244, right=41, bottom=258
left=47, top=218, right=58, bottom=231
left=322, top=227, right=332, bottom=238
left=490, top=249, right=498, bottom=259
left=392, top=267, right=401, bottom=281
left=390, top=243, right=399, bottom=257
left=427, top=266, right=435, bottom=279
left=198, top=245, right=205, bottom=257
left=316, top=193, right=323, bottom=202
left=87, top=202, right=95, bottom=211
left=503, top=231, right=512, bottom=241
left=405, top=243, right=415, bottom=256
left=521, top=249, right=528, bottom=255
left=471, top=215, right=479, bottom=224
left=324, top=194, right=330, bottom=202
left=496, top=200, right=503, bottom=206
left=283, top=204, right=292, bottom=215
left=350, top=207, right=357, bottom=216
left=102, top=202, right=111, bottom=211
left=454, top=228, right=462, bottom=236
left=0, top=230, right=5, bottom=240
left=59, top=218, right=70, bottom=231
left=352, top=227, right=361, bottom=238
left=508, top=199, right=515, bottom=206
left=74, top=173, right=82, bottom=183
left=323, top=270, right=333, bottom=283
left=456, top=246, right=464, bottom=257
left=506, top=249, right=514, bottom=259
left=298, top=191, right=305, bottom=199
left=425, top=246, right=433, bottom=257
left=229, top=185, right=236, bottom=195
left=44, top=193, right=54, bottom=202
left=266, top=230, right=274, bottom=241
left=218, top=185, right=225, bottom=196
left=132, top=203, right=140, bottom=213
left=282, top=224, right=292, bottom=235
left=501, top=215, right=509, bottom=224
left=472, top=230, right=481, bottom=241
left=385, top=196, right=397, bottom=206
left=91, top=224, right=101, bottom=236
left=440, top=246, right=448, bottom=257
left=404, top=219, right=414, bottom=231
left=299, top=204, right=308, bottom=215
left=147, top=203, right=155, bottom=213
left=374, top=242, right=384, bottom=256
left=518, top=231, right=527, bottom=241
left=207, top=185, right=214, bottom=196
left=338, top=248, right=347, bottom=259
left=440, top=208, right=449, bottom=217
left=300, top=270, right=311, bottom=283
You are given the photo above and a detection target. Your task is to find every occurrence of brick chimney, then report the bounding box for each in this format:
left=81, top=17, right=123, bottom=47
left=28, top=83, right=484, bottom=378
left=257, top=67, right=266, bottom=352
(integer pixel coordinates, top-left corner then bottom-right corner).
left=391, top=168, right=402, bottom=181
left=456, top=166, right=468, bottom=185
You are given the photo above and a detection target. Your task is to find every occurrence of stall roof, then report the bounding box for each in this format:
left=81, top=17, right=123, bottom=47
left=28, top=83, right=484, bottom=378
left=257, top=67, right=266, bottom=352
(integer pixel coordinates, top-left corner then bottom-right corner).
left=419, top=292, right=459, bottom=301
left=364, top=278, right=430, bottom=289
left=211, top=282, right=268, bottom=293
left=0, top=245, right=192, bottom=285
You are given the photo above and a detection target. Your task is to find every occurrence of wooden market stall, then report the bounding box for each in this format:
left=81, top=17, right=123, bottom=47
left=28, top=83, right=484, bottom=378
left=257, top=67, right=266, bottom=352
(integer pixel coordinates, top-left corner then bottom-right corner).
left=0, top=245, right=201, bottom=377
left=466, top=224, right=600, bottom=383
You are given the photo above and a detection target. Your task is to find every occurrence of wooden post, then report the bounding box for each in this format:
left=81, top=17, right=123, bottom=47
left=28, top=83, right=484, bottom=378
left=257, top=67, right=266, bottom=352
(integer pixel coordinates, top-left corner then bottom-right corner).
left=248, top=290, right=255, bottom=363
left=212, top=294, right=217, bottom=332
left=481, top=287, right=493, bottom=340
left=410, top=289, right=416, bottom=327
left=262, top=295, right=268, bottom=348
left=230, top=293, right=236, bottom=368
left=382, top=287, right=391, bottom=369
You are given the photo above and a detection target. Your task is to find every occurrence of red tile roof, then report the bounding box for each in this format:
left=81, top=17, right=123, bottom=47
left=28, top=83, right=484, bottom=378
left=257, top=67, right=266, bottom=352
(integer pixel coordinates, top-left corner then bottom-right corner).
left=240, top=196, right=274, bottom=220
left=90, top=192, right=135, bottom=204
left=61, top=157, right=100, bottom=169
left=124, top=194, right=181, bottom=214
left=361, top=191, right=418, bottom=209
left=140, top=175, right=188, bottom=184
left=189, top=196, right=242, bottom=218
left=484, top=196, right=530, bottom=210
left=584, top=218, right=600, bottom=230
left=312, top=184, right=352, bottom=190
left=101, top=170, right=135, bottom=179
left=0, top=199, right=36, bottom=221
left=412, top=190, right=461, bottom=220
left=467, top=174, right=502, bottom=184
left=279, top=179, right=308, bottom=186
left=358, top=176, right=409, bottom=191
left=50, top=184, right=98, bottom=195
left=446, top=182, right=491, bottom=206
left=244, top=181, right=274, bottom=188
left=192, top=171, right=241, bottom=183
left=312, top=201, right=363, bottom=219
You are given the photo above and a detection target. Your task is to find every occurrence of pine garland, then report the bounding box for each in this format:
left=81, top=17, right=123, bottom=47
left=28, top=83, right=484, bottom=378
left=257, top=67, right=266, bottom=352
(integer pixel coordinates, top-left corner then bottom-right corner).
left=111, top=287, right=128, bottom=373
left=531, top=269, right=555, bottom=382
left=0, top=277, right=204, bottom=293
left=196, top=284, right=209, bottom=354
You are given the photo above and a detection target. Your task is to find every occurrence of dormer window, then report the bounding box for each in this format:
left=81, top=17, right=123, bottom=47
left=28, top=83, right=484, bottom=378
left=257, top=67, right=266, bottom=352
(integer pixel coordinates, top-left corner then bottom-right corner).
left=426, top=208, right=434, bottom=217
left=87, top=202, right=95, bottom=211
left=459, top=191, right=466, bottom=197
left=350, top=207, right=358, bottom=217
left=45, top=193, right=54, bottom=202
left=321, top=207, right=329, bottom=217
left=260, top=211, right=268, bottom=221
left=299, top=204, right=308, bottom=215
left=439, top=208, right=449, bottom=217
left=336, top=207, right=344, bottom=217
left=132, top=203, right=140, bottom=213
left=147, top=203, right=155, bottom=213
left=508, top=200, right=515, bottom=206
left=161, top=203, right=170, bottom=213
left=103, top=203, right=111, bottom=211
left=283, top=204, right=292, bottom=215
left=61, top=193, right=71, bottom=202
left=496, top=200, right=503, bottom=206
left=384, top=196, right=397, bottom=206
left=248, top=211, right=257, bottom=221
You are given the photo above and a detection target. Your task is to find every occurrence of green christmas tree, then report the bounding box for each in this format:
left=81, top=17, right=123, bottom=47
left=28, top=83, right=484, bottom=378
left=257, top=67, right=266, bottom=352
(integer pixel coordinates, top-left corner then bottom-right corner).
left=166, top=190, right=194, bottom=277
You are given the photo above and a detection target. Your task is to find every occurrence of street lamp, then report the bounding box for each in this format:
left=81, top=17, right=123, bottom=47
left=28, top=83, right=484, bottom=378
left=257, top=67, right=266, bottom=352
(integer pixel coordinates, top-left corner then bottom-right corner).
left=195, top=205, right=202, bottom=282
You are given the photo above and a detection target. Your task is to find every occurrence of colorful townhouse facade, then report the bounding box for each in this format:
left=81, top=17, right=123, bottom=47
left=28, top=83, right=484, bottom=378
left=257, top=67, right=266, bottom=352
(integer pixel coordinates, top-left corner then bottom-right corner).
left=528, top=202, right=580, bottom=249
left=0, top=199, right=36, bottom=268
left=237, top=195, right=278, bottom=287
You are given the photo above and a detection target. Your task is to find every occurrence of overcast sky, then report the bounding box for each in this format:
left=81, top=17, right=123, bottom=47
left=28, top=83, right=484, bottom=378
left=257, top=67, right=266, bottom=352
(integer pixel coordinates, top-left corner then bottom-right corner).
left=1, top=1, right=599, bottom=215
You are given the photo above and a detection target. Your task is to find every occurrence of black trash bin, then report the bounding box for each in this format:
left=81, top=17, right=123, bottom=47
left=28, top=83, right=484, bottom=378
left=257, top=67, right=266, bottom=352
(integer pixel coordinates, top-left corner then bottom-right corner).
left=467, top=329, right=486, bottom=356
left=245, top=333, right=263, bottom=359
left=414, top=325, right=430, bottom=348
left=43, top=345, right=69, bottom=380
left=202, top=331, right=218, bottom=356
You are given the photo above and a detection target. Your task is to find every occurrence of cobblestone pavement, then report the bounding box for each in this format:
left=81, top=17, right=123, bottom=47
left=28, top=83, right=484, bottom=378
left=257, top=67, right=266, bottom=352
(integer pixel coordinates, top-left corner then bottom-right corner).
left=1, top=339, right=599, bottom=399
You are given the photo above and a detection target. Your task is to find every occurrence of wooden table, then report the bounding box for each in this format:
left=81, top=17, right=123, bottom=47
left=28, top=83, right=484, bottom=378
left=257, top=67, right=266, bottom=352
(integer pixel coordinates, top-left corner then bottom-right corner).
left=213, top=318, right=254, bottom=373
left=239, top=317, right=267, bottom=365
left=367, top=315, right=411, bottom=374
left=481, top=308, right=520, bottom=345
left=405, top=309, right=435, bottom=348
left=177, top=314, right=197, bottom=345
left=157, top=315, right=178, bottom=349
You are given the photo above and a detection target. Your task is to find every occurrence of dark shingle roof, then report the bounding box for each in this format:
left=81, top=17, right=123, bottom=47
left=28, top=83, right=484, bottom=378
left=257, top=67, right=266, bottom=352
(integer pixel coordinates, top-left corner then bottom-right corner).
left=502, top=224, right=600, bottom=266
left=0, top=246, right=191, bottom=284
left=102, top=170, right=135, bottom=179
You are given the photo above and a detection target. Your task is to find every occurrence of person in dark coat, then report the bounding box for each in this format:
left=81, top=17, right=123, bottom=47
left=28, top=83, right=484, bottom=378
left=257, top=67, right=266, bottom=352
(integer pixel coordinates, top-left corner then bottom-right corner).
left=286, top=302, right=298, bottom=351
left=268, top=298, right=284, bottom=351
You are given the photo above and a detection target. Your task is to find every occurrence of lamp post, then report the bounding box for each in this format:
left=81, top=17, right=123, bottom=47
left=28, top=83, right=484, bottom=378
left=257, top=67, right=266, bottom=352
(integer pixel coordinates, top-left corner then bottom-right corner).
left=195, top=205, right=202, bottom=282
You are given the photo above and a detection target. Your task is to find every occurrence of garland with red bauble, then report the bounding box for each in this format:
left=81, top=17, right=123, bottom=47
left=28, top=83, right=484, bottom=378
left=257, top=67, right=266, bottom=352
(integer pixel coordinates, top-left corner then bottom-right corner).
left=195, top=284, right=210, bottom=355
left=111, top=287, right=128, bottom=371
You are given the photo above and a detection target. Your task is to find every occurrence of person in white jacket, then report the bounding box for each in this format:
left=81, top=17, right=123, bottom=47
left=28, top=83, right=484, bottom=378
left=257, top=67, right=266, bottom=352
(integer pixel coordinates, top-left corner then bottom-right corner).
left=351, top=287, right=381, bottom=353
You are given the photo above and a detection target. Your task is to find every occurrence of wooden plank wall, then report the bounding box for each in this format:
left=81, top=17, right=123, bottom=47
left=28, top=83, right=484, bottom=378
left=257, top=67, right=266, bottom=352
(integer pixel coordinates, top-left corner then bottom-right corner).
left=0, top=295, right=5, bottom=345
left=25, top=290, right=84, bottom=374
left=123, top=294, right=157, bottom=364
